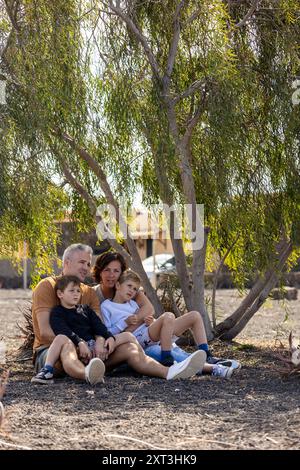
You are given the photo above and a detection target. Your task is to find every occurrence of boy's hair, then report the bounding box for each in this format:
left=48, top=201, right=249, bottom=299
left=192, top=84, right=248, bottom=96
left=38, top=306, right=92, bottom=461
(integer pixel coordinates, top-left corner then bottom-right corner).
left=118, top=270, right=141, bottom=286
left=54, top=275, right=81, bottom=295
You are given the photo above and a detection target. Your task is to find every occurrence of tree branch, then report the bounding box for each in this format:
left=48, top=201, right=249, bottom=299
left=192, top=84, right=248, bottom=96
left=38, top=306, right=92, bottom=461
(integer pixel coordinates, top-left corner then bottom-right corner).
left=105, top=1, right=161, bottom=82
left=235, top=0, right=260, bottom=28
left=163, top=0, right=186, bottom=91
left=173, top=79, right=206, bottom=104
left=56, top=131, right=163, bottom=312
left=59, top=158, right=131, bottom=264
left=211, top=234, right=240, bottom=328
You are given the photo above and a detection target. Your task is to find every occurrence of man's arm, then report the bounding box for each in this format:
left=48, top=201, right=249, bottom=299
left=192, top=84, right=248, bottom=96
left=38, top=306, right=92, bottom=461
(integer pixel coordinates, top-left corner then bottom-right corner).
left=32, top=279, right=57, bottom=346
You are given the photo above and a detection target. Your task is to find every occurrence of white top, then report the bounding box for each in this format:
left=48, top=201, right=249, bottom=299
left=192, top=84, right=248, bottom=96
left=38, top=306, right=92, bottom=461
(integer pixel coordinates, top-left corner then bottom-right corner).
left=101, top=299, right=140, bottom=335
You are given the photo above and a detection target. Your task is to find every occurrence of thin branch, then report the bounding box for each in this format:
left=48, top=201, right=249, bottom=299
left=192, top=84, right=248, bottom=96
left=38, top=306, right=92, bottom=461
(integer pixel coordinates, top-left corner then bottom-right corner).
left=60, top=160, right=98, bottom=218
left=163, top=1, right=186, bottom=90
left=185, top=7, right=201, bottom=26
left=173, top=79, right=206, bottom=104
left=105, top=1, right=161, bottom=81
left=235, top=0, right=260, bottom=28
left=183, top=87, right=208, bottom=143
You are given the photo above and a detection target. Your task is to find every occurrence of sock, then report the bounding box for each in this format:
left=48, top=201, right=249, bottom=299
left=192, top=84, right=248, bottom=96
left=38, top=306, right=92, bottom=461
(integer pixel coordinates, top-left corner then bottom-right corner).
left=44, top=364, right=54, bottom=374
left=198, top=343, right=211, bottom=356
left=161, top=350, right=172, bottom=361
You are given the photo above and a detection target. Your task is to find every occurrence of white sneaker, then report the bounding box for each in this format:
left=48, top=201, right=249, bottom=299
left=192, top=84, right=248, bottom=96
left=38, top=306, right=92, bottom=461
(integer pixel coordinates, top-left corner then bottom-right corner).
left=166, top=350, right=206, bottom=380
left=85, top=358, right=105, bottom=385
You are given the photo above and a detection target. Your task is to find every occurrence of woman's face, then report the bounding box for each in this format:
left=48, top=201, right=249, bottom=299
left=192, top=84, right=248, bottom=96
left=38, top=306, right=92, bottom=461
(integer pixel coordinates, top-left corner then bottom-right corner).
left=100, top=260, right=123, bottom=288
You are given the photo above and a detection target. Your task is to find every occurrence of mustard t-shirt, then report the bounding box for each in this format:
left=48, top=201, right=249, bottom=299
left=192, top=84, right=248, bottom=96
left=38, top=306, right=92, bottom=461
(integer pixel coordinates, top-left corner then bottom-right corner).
left=32, top=277, right=100, bottom=350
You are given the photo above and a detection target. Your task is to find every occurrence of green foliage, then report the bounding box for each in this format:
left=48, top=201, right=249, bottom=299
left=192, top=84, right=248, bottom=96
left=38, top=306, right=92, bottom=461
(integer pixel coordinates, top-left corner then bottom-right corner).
left=1, top=0, right=300, bottom=289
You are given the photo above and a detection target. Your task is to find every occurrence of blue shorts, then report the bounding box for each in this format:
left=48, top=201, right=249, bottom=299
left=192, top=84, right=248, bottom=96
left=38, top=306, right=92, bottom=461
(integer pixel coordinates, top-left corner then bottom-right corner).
left=144, top=344, right=190, bottom=362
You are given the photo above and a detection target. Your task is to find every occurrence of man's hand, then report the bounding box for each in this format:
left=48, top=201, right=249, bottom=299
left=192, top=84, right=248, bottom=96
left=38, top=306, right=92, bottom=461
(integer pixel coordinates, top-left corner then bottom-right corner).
left=105, top=337, right=116, bottom=355
left=78, top=341, right=91, bottom=363
left=125, top=315, right=138, bottom=326
left=144, top=315, right=155, bottom=326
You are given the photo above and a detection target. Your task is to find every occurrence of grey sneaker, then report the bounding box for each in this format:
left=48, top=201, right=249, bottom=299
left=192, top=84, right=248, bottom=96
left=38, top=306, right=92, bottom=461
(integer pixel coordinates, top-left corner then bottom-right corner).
left=85, top=358, right=105, bottom=385
left=212, top=364, right=234, bottom=379
left=207, top=356, right=241, bottom=370
left=166, top=350, right=206, bottom=380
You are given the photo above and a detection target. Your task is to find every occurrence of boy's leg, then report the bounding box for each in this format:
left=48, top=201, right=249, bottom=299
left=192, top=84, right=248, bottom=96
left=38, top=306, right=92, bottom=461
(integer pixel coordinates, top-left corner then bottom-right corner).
left=173, top=311, right=207, bottom=345
left=147, top=312, right=175, bottom=350
left=44, top=335, right=70, bottom=367
left=173, top=311, right=242, bottom=368
left=60, top=341, right=86, bottom=380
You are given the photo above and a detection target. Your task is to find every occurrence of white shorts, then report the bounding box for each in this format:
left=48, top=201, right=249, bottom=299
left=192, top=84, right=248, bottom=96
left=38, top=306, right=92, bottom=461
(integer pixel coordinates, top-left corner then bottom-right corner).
left=133, top=324, right=178, bottom=350
left=133, top=324, right=158, bottom=349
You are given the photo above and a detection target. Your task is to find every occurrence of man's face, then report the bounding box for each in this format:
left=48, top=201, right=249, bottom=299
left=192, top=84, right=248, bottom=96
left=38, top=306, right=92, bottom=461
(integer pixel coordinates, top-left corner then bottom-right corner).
left=63, top=250, right=92, bottom=282
left=57, top=282, right=81, bottom=308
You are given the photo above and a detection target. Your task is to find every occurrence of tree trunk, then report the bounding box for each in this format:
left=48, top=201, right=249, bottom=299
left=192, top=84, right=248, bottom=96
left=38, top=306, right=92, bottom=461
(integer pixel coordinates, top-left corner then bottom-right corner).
left=214, top=238, right=293, bottom=339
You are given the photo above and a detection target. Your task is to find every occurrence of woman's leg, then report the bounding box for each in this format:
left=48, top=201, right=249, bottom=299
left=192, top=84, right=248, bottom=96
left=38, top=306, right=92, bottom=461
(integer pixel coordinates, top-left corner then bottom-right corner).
left=114, top=332, right=139, bottom=348
left=147, top=312, right=175, bottom=350
left=105, top=342, right=206, bottom=380
left=105, top=342, right=168, bottom=378
left=173, top=311, right=207, bottom=345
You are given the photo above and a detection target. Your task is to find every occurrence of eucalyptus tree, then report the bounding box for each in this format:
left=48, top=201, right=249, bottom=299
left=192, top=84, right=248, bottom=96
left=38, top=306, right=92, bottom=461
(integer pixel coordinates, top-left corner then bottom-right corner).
left=1, top=0, right=300, bottom=339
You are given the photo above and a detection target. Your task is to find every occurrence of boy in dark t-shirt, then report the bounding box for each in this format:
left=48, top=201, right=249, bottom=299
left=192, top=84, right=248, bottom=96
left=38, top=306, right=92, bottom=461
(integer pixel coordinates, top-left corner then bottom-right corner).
left=31, top=275, right=134, bottom=385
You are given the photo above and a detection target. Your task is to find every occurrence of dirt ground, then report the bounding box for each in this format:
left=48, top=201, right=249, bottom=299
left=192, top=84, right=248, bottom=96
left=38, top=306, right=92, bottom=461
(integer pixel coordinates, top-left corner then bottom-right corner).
left=1, top=288, right=300, bottom=451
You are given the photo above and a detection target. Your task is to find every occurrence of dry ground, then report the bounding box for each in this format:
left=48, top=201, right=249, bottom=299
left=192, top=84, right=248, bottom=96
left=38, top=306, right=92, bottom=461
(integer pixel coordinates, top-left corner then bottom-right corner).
left=1, top=288, right=300, bottom=450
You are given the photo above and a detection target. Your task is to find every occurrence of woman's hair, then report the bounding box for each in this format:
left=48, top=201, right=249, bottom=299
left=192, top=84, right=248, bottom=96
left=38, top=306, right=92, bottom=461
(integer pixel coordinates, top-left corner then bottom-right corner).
left=92, top=251, right=127, bottom=283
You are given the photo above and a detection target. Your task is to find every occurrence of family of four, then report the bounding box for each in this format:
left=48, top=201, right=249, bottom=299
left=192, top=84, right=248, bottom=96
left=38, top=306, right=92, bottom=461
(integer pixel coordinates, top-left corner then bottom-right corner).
left=31, top=244, right=240, bottom=385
